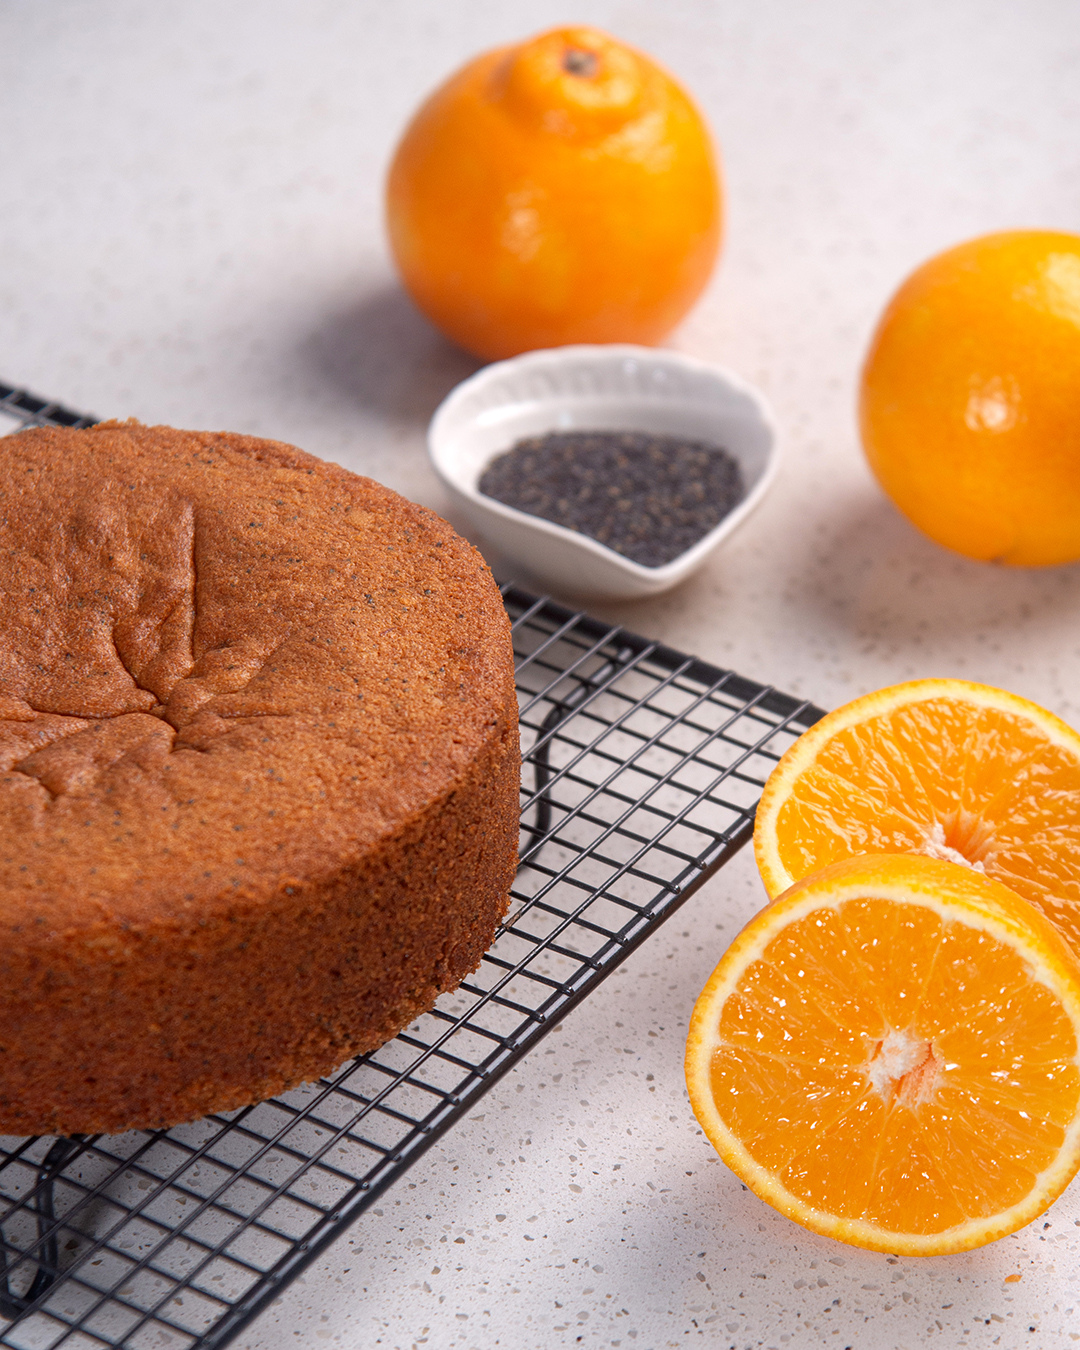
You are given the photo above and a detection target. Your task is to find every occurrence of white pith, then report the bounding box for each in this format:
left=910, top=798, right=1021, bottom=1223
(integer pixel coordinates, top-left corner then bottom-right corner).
left=865, top=1027, right=941, bottom=1104
left=921, top=821, right=987, bottom=873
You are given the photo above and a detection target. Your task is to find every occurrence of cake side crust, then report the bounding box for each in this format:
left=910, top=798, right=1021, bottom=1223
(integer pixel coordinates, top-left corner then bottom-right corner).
left=0, top=683, right=519, bottom=1137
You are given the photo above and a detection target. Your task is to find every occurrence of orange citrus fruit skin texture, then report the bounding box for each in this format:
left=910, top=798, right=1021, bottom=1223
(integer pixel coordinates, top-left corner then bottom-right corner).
left=860, top=230, right=1080, bottom=565
left=686, top=853, right=1080, bottom=1256
left=386, top=27, right=721, bottom=361
left=754, top=679, right=1080, bottom=957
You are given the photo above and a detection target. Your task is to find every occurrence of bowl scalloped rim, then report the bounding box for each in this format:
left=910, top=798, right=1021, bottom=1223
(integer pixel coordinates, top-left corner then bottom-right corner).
left=427, top=344, right=779, bottom=600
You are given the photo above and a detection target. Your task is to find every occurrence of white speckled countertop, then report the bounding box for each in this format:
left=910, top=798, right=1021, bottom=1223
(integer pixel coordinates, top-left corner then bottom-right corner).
left=3, top=2, right=1080, bottom=1346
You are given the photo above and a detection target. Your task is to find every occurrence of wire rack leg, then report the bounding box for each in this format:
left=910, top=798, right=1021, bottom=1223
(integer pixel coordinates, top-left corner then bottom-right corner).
left=518, top=644, right=636, bottom=862
left=0, top=1137, right=83, bottom=1320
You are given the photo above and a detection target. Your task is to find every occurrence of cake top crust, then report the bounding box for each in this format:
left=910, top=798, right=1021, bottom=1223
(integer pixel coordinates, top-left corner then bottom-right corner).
left=0, top=423, right=516, bottom=929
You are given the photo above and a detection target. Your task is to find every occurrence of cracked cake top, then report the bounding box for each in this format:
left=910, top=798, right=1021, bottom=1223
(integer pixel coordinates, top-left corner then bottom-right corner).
left=0, top=422, right=515, bottom=928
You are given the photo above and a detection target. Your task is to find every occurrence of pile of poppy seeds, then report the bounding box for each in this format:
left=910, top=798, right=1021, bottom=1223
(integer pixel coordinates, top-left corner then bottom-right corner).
left=478, top=430, right=745, bottom=568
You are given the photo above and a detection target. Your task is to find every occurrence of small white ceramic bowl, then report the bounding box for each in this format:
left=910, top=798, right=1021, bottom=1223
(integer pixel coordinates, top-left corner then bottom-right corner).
left=427, top=345, right=778, bottom=601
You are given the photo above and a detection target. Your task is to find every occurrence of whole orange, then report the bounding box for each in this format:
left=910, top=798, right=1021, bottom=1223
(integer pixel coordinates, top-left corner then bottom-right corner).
left=385, top=26, right=722, bottom=361
left=860, top=230, right=1080, bottom=565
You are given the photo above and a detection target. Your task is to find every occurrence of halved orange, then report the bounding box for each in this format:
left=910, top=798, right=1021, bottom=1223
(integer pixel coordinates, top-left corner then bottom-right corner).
left=754, top=679, right=1080, bottom=954
left=685, top=852, right=1080, bottom=1254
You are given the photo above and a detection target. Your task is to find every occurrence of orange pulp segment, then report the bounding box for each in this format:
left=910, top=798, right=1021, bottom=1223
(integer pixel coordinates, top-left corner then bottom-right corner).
left=754, top=679, right=1080, bottom=954
left=685, top=853, right=1080, bottom=1254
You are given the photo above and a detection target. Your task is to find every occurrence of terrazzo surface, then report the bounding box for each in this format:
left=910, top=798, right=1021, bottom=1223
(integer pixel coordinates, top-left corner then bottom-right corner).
left=2, top=1, right=1080, bottom=1347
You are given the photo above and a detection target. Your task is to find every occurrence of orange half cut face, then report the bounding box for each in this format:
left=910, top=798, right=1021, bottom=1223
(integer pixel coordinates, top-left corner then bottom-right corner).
left=754, top=679, right=1080, bottom=956
left=686, top=853, right=1080, bottom=1255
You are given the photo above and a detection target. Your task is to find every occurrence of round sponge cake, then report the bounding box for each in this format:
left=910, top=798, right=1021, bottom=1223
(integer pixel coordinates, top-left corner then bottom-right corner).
left=0, top=423, right=519, bottom=1137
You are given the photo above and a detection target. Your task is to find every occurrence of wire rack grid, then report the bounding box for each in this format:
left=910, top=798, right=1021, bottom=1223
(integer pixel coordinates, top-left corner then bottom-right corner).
left=0, top=384, right=97, bottom=434
left=0, top=387, right=824, bottom=1350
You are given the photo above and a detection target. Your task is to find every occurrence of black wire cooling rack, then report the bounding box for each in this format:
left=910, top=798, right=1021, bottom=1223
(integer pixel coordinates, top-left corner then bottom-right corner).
left=0, top=386, right=823, bottom=1350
